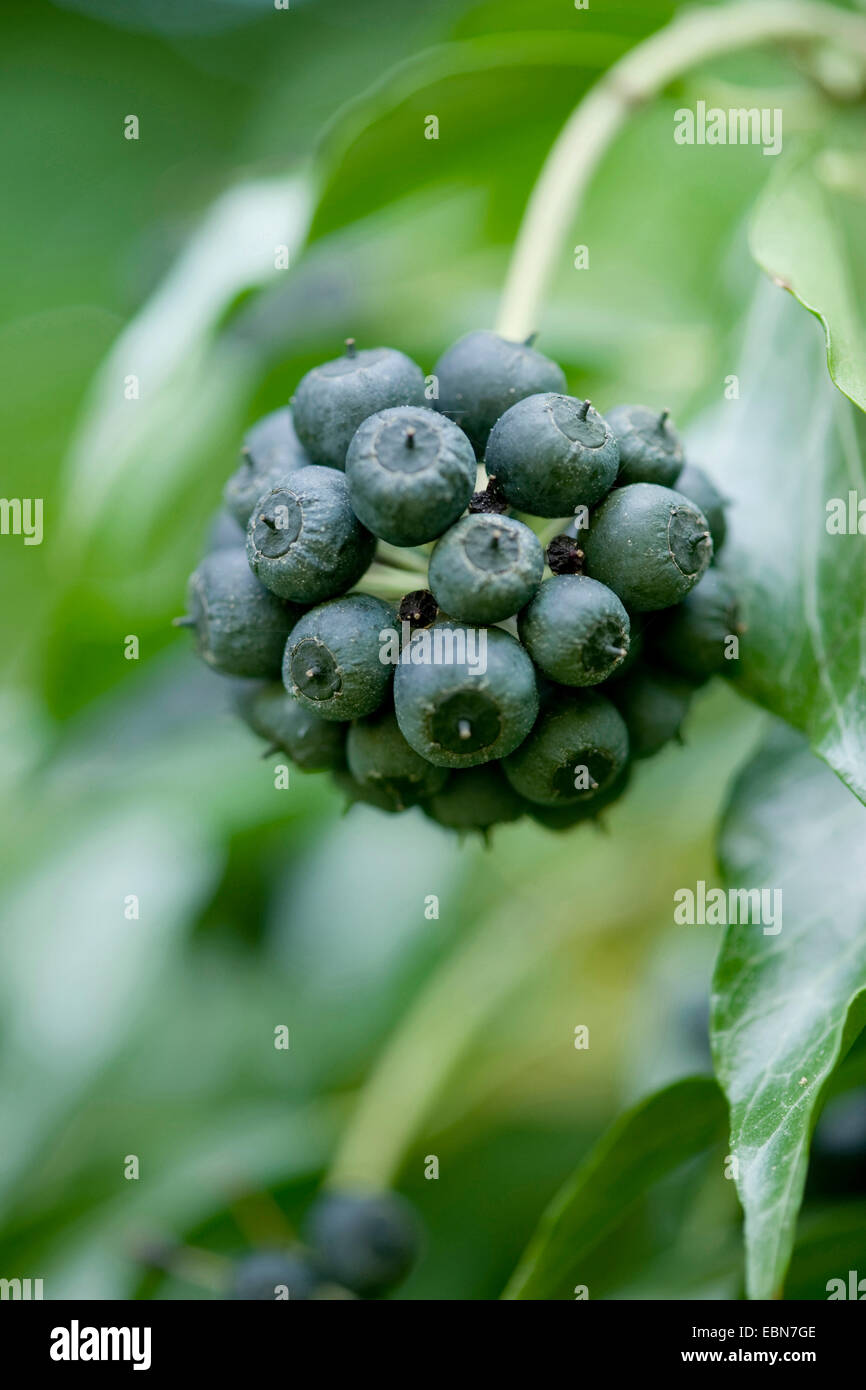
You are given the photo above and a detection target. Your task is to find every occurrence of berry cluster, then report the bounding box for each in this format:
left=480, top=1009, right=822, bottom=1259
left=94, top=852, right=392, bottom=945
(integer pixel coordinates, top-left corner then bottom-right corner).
left=229, top=1190, right=420, bottom=1301
left=178, top=331, right=741, bottom=834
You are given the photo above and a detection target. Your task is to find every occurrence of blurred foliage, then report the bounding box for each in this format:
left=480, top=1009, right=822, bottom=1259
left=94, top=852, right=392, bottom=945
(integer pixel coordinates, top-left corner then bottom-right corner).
left=2, top=0, right=866, bottom=1302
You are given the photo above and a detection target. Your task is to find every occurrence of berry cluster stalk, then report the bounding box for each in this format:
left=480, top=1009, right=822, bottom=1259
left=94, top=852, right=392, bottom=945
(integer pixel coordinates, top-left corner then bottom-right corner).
left=496, top=0, right=866, bottom=342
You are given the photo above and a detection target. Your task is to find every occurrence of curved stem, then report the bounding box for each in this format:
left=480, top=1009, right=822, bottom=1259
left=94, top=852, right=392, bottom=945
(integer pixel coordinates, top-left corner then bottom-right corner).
left=496, top=0, right=866, bottom=341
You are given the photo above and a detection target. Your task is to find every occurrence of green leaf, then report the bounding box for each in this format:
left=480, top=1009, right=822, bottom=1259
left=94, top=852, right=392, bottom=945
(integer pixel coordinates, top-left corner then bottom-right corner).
left=687, top=281, right=866, bottom=805
left=712, top=725, right=866, bottom=1300
left=750, top=140, right=866, bottom=414
left=502, top=1077, right=728, bottom=1300
left=309, top=33, right=626, bottom=243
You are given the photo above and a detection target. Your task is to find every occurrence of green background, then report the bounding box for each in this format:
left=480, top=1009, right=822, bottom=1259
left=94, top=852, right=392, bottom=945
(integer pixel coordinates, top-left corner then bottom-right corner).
left=1, top=0, right=864, bottom=1300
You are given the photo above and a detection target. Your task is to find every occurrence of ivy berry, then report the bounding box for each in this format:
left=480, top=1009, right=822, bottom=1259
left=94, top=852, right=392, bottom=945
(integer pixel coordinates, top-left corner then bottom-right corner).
left=433, top=330, right=566, bottom=456
left=485, top=394, right=619, bottom=515
left=247, top=464, right=375, bottom=604
left=345, top=406, right=476, bottom=545
left=283, top=593, right=393, bottom=721
left=292, top=340, right=426, bottom=469
left=606, top=403, right=684, bottom=487
left=427, top=513, right=544, bottom=624
left=583, top=483, right=713, bottom=610
left=518, top=574, right=630, bottom=686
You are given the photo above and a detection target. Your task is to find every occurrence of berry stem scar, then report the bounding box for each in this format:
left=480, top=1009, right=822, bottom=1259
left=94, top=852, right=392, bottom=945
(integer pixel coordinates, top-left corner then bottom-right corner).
left=496, top=0, right=866, bottom=340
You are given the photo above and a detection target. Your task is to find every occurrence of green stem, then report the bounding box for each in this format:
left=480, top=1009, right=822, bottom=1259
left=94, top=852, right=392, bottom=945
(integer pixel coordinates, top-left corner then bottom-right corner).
left=357, top=562, right=427, bottom=600
left=496, top=0, right=866, bottom=341
left=375, top=541, right=429, bottom=574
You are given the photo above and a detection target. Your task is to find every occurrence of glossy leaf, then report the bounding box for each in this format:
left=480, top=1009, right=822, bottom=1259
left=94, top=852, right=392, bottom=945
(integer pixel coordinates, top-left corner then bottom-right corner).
left=503, top=1077, right=728, bottom=1300
left=686, top=281, right=866, bottom=805
left=712, top=725, right=866, bottom=1299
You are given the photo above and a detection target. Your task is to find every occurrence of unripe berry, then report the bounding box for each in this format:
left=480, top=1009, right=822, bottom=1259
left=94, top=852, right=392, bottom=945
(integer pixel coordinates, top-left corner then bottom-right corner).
left=177, top=549, right=301, bottom=679
left=608, top=663, right=693, bottom=759
left=305, top=1189, right=421, bottom=1296
left=283, top=594, right=394, bottom=721
left=653, top=568, right=742, bottom=683
left=433, top=330, right=566, bottom=456
left=224, top=406, right=310, bottom=526
left=393, top=622, right=538, bottom=768
left=247, top=465, right=375, bottom=604
left=583, top=483, right=712, bottom=611
left=502, top=688, right=629, bottom=807
left=239, top=681, right=346, bottom=771
left=606, top=404, right=684, bottom=487
left=345, top=407, right=476, bottom=545
left=293, top=341, right=426, bottom=469
left=485, top=394, right=619, bottom=515
left=518, top=575, right=629, bottom=686
left=346, top=705, right=448, bottom=810
left=423, top=763, right=527, bottom=832
left=672, top=462, right=727, bottom=554
left=428, top=513, right=543, bottom=624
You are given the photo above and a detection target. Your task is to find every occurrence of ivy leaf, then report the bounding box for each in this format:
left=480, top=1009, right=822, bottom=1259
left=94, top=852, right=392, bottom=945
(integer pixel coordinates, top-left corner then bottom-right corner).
left=712, top=725, right=866, bottom=1300
left=685, top=282, right=866, bottom=806
left=502, top=1077, right=727, bottom=1300
left=750, top=141, right=866, bottom=414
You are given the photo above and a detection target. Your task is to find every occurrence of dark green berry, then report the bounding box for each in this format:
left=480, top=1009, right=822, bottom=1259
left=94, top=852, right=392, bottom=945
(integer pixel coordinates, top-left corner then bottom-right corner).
left=428, top=514, right=543, bottom=624
left=583, top=483, right=712, bottom=611
left=603, top=614, right=646, bottom=683
left=653, top=569, right=742, bottom=683
left=230, top=1250, right=318, bottom=1301
left=518, top=575, right=630, bottom=686
left=346, top=706, right=448, bottom=811
left=305, top=1189, right=421, bottom=1296
left=606, top=404, right=684, bottom=487
left=673, top=463, right=727, bottom=554
left=423, top=763, right=526, bottom=832
left=608, top=664, right=693, bottom=759
left=527, top=764, right=631, bottom=830
left=247, top=465, right=375, bottom=604
left=283, top=594, right=394, bottom=721
left=178, top=549, right=301, bottom=679
left=433, top=330, right=566, bottom=456
left=239, top=681, right=346, bottom=771
left=332, top=766, right=406, bottom=815
left=502, top=688, right=629, bottom=807
left=224, top=407, right=310, bottom=526
left=293, top=341, right=426, bottom=470
left=393, top=621, right=538, bottom=768
left=345, top=407, right=476, bottom=546
left=485, top=395, right=619, bottom=515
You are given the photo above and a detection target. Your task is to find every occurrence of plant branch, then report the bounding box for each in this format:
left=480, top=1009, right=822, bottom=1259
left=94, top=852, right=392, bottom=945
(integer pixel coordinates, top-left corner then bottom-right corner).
left=496, top=0, right=866, bottom=341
